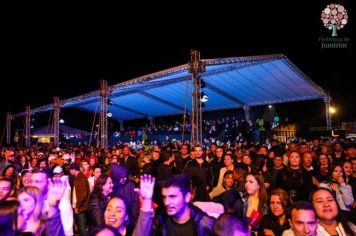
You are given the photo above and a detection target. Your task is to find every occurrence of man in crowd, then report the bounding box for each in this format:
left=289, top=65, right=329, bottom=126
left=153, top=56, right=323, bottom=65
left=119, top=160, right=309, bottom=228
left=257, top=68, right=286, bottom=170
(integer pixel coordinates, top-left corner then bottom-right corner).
left=31, top=169, right=74, bottom=236
left=69, top=163, right=89, bottom=236
left=136, top=174, right=215, bottom=236
left=184, top=145, right=213, bottom=201
left=120, top=145, right=139, bottom=178
left=282, top=201, right=317, bottom=236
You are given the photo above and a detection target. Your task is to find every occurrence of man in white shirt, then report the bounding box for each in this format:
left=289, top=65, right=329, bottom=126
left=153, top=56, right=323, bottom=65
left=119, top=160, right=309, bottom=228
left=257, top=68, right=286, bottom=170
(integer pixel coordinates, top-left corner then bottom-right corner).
left=282, top=201, right=317, bottom=236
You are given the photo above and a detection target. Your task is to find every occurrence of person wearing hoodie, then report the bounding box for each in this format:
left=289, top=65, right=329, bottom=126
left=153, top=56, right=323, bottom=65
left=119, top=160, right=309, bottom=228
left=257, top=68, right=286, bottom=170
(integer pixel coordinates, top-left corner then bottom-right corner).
left=109, top=163, right=140, bottom=220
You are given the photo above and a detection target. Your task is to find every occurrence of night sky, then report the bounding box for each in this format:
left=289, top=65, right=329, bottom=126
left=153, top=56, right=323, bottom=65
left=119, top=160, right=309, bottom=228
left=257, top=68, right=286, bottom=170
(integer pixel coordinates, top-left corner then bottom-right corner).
left=0, top=1, right=354, bottom=133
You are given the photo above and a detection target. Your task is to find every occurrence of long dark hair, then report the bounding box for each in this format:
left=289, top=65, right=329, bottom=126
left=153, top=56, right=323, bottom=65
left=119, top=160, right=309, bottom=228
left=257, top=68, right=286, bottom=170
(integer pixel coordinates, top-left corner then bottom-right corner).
left=311, top=187, right=355, bottom=236
left=245, top=172, right=268, bottom=214
left=105, top=195, right=135, bottom=235
left=327, top=164, right=346, bottom=183
left=0, top=200, right=19, bottom=236
left=92, top=174, right=111, bottom=200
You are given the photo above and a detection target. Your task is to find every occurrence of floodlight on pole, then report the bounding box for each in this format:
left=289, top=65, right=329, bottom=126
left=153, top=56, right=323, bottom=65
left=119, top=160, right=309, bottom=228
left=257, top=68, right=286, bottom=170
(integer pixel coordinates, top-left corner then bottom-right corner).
left=329, top=106, right=336, bottom=114
left=268, top=105, right=272, bottom=109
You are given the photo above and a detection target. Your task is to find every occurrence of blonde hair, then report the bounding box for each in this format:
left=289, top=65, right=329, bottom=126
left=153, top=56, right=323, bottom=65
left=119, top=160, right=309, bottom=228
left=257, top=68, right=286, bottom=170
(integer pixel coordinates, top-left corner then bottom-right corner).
left=19, top=186, right=44, bottom=222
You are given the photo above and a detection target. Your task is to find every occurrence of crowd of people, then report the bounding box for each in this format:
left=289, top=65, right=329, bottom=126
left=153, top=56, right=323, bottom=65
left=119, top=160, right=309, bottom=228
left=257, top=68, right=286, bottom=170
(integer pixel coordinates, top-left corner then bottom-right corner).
left=1, top=135, right=356, bottom=235
left=109, top=115, right=266, bottom=145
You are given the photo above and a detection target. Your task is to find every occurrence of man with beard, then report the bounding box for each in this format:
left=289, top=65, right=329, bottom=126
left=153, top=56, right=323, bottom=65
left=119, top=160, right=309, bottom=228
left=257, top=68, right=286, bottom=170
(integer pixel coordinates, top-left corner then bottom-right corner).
left=183, top=145, right=213, bottom=201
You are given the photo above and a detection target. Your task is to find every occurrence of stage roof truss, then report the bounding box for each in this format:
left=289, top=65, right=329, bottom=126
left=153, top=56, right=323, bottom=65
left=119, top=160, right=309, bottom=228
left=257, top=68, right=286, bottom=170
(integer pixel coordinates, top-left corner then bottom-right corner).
left=12, top=54, right=327, bottom=121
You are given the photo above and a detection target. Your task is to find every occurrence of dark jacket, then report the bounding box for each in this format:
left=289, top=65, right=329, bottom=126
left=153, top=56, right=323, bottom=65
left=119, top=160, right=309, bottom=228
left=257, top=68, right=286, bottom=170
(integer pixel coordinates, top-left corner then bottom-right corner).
left=110, top=164, right=140, bottom=220
left=183, top=159, right=213, bottom=201
left=151, top=204, right=215, bottom=236
left=87, top=193, right=111, bottom=231
left=70, top=172, right=90, bottom=212
left=258, top=213, right=290, bottom=236
left=119, top=155, right=139, bottom=177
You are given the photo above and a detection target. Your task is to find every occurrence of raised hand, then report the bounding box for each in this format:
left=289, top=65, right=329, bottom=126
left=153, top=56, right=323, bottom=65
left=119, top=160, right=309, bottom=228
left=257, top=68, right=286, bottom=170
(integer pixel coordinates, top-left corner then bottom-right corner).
left=47, top=178, right=67, bottom=207
left=140, top=174, right=155, bottom=200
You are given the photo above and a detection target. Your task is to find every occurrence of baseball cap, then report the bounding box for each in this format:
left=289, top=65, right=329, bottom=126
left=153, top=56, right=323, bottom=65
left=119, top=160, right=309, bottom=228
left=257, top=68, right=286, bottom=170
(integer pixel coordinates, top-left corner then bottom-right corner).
left=20, top=169, right=31, bottom=177
left=53, top=166, right=63, bottom=174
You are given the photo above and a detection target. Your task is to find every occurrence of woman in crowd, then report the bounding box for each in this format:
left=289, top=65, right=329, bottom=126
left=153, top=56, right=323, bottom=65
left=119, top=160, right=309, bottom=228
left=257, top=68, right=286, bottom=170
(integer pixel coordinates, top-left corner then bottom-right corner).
left=319, top=164, right=354, bottom=211
left=258, top=188, right=290, bottom=236
left=82, top=160, right=93, bottom=179
left=17, top=186, right=44, bottom=234
left=210, top=170, right=234, bottom=199
left=311, top=187, right=356, bottom=236
left=1, top=164, right=20, bottom=194
left=217, top=154, right=235, bottom=186
left=19, top=155, right=30, bottom=172
left=88, top=174, right=114, bottom=232
left=104, top=195, right=135, bottom=236
left=17, top=180, right=66, bottom=236
left=314, top=153, right=331, bottom=185
left=102, top=156, right=111, bottom=174
left=1, top=164, right=17, bottom=181
left=276, top=151, right=313, bottom=202
left=243, top=172, right=268, bottom=232
left=343, top=160, right=353, bottom=184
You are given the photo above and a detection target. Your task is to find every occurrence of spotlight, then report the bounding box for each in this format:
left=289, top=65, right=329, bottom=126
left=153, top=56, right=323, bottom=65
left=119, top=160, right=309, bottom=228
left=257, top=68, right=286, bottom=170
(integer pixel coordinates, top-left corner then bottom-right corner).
left=59, top=119, right=65, bottom=124
left=200, top=93, right=208, bottom=103
left=329, top=107, right=336, bottom=114
left=268, top=105, right=272, bottom=109
left=107, top=112, right=113, bottom=117
left=30, top=125, right=34, bottom=129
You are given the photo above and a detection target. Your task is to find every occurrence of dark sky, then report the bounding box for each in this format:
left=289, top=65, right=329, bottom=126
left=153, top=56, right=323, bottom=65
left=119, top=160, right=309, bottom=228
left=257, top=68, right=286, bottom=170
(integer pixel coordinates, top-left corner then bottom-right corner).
left=0, top=1, right=354, bottom=132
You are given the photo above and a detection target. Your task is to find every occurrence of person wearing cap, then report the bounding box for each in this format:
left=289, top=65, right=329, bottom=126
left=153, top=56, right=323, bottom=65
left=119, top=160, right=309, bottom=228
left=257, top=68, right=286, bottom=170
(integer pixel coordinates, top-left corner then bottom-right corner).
left=69, top=162, right=90, bottom=236
left=20, top=169, right=32, bottom=187
left=53, top=165, right=72, bottom=204
left=110, top=163, right=140, bottom=221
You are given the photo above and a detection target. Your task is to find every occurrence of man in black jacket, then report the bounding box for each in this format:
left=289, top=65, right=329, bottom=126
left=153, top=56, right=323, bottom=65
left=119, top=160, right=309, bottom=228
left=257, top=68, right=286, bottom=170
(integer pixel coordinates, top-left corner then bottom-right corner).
left=183, top=145, right=213, bottom=201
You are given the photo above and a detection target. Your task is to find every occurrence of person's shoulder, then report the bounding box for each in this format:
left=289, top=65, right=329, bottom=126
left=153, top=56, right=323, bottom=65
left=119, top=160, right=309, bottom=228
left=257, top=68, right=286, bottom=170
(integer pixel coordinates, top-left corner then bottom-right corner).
left=193, top=201, right=224, bottom=219
left=281, top=228, right=295, bottom=236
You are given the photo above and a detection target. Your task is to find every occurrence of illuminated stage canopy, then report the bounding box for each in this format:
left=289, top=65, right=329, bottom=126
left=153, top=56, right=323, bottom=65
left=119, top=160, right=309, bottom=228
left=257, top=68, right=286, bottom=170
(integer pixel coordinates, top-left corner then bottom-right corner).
left=14, top=54, right=327, bottom=120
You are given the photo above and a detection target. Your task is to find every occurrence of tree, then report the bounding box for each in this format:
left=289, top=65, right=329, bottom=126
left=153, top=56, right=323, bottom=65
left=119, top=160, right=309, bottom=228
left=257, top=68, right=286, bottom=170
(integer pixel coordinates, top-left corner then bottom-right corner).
left=321, top=3, right=348, bottom=37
